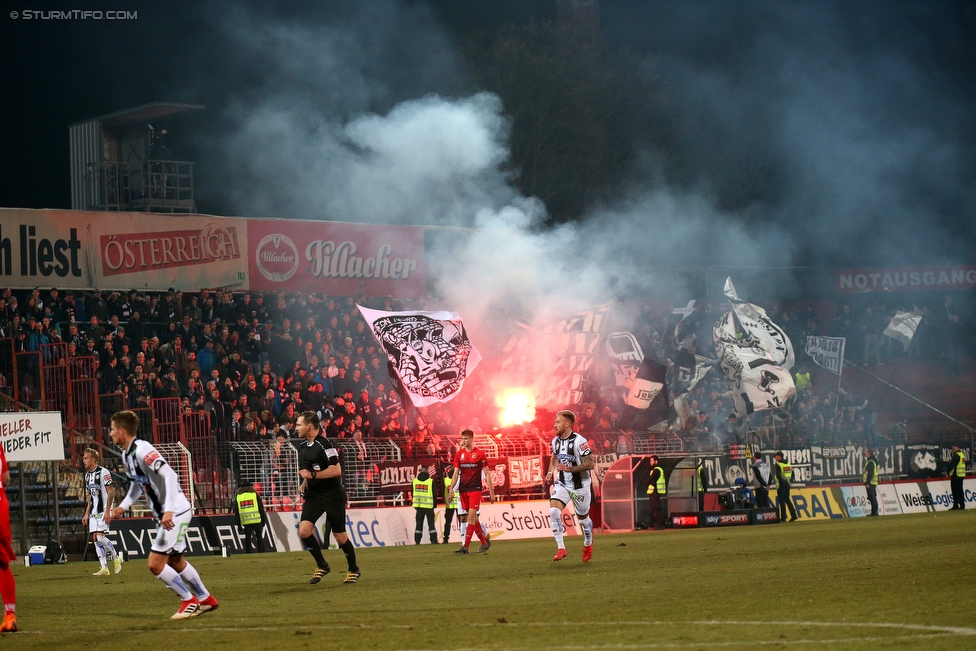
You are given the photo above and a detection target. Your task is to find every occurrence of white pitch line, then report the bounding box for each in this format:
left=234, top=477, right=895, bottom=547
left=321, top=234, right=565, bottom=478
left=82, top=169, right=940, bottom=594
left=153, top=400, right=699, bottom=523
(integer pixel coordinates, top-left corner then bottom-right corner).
left=13, top=619, right=976, bottom=642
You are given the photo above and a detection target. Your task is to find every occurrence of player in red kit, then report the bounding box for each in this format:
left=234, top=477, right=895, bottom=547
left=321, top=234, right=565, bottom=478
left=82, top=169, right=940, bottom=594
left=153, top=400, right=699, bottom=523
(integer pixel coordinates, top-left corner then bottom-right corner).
left=0, top=445, right=18, bottom=633
left=447, top=429, right=495, bottom=554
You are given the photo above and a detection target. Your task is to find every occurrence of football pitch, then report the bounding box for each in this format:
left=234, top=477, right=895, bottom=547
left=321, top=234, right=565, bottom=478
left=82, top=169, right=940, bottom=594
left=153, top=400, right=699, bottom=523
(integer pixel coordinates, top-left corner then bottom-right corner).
left=6, top=511, right=974, bottom=650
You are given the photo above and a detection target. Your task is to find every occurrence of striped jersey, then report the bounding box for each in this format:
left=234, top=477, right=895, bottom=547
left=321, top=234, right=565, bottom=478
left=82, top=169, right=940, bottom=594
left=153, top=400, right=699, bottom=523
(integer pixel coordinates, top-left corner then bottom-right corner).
left=120, top=439, right=191, bottom=519
left=551, top=431, right=592, bottom=490
left=85, top=465, right=114, bottom=514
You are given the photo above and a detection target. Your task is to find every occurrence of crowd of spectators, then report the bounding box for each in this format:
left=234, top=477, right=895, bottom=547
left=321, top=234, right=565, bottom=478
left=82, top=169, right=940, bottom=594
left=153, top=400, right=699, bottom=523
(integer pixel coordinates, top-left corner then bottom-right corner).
left=0, top=286, right=972, bottom=464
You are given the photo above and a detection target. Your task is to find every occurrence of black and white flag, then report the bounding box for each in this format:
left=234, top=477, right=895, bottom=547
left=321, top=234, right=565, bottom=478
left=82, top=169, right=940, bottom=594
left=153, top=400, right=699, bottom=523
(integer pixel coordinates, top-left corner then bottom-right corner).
left=605, top=331, right=645, bottom=388
left=624, top=357, right=668, bottom=410
left=358, top=306, right=481, bottom=407
left=805, top=336, right=846, bottom=375
left=713, top=278, right=796, bottom=415
left=884, top=310, right=922, bottom=351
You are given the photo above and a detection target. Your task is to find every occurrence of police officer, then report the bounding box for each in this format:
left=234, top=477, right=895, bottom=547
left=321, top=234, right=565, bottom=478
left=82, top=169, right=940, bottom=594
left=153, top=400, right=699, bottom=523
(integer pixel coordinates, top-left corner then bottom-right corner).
left=411, top=467, right=437, bottom=544
left=234, top=481, right=266, bottom=552
left=774, top=451, right=798, bottom=522
left=646, top=455, right=666, bottom=530
left=862, top=449, right=879, bottom=516
left=442, top=466, right=458, bottom=544
left=948, top=444, right=967, bottom=510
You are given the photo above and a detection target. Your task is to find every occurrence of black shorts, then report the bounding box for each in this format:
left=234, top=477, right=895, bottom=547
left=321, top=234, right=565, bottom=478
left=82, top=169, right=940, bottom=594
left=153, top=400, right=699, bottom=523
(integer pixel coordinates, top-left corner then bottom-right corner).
left=301, top=489, right=347, bottom=534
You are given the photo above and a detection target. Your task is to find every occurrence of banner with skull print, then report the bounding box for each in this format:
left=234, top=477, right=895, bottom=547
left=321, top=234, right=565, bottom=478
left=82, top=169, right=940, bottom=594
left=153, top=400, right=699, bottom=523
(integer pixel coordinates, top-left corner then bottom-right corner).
left=358, top=306, right=482, bottom=407
left=713, top=278, right=796, bottom=415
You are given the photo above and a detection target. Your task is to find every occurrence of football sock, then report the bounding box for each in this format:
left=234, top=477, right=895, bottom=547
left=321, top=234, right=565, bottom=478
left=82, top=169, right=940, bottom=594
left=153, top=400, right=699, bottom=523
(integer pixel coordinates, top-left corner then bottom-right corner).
left=463, top=525, right=474, bottom=548
left=100, top=536, right=118, bottom=561
left=550, top=507, right=565, bottom=548
left=481, top=522, right=488, bottom=537
left=156, top=565, right=193, bottom=601
left=302, top=535, right=328, bottom=569
left=459, top=521, right=468, bottom=542
left=179, top=562, right=211, bottom=600
left=0, top=565, right=15, bottom=614
left=95, top=539, right=108, bottom=569
left=474, top=522, right=487, bottom=545
left=339, top=539, right=359, bottom=572
left=580, top=516, right=593, bottom=546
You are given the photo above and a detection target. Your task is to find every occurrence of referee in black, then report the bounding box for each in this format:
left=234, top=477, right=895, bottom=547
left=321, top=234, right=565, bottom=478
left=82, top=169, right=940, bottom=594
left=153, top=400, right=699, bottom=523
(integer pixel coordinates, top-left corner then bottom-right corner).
left=296, top=411, right=361, bottom=584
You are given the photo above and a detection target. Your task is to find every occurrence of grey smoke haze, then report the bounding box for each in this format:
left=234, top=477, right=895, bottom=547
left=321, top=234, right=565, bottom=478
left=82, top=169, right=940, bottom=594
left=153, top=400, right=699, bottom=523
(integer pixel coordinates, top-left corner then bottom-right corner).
left=188, top=0, right=976, bottom=337
left=603, top=1, right=976, bottom=270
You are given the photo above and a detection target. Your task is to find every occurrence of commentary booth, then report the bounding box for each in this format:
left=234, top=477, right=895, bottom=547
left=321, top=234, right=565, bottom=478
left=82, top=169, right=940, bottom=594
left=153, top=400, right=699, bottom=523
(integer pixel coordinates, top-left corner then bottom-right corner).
left=601, top=453, right=779, bottom=530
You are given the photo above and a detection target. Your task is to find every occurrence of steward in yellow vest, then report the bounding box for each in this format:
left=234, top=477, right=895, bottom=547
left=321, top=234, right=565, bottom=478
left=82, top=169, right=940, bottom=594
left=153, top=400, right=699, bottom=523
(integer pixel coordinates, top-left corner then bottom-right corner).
left=646, top=455, right=666, bottom=530
left=863, top=449, right=880, bottom=517
left=442, top=468, right=458, bottom=544
left=235, top=482, right=267, bottom=553
left=412, top=468, right=437, bottom=544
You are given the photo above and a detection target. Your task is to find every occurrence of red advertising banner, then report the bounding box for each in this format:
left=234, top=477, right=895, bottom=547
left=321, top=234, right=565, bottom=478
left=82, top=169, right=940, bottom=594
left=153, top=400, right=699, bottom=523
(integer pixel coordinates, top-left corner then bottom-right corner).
left=101, top=224, right=241, bottom=277
left=835, top=265, right=976, bottom=294
left=247, top=219, right=425, bottom=297
left=377, top=457, right=509, bottom=495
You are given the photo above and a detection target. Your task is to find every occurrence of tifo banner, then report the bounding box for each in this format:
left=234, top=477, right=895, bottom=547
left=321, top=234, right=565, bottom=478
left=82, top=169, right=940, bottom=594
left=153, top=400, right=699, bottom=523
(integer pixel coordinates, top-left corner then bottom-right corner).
left=375, top=458, right=441, bottom=495
left=508, top=455, right=546, bottom=489
left=0, top=411, right=65, bottom=461
left=705, top=445, right=908, bottom=488
left=904, top=444, right=943, bottom=478
left=375, top=457, right=508, bottom=495
left=248, top=218, right=425, bottom=297
left=804, top=336, right=846, bottom=375
left=499, top=305, right=611, bottom=408
left=358, top=306, right=482, bottom=406
left=835, top=264, right=976, bottom=294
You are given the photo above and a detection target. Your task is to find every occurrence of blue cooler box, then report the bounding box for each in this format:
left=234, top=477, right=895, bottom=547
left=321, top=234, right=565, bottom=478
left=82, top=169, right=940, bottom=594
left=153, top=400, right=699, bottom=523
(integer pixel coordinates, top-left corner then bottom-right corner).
left=28, top=545, right=47, bottom=565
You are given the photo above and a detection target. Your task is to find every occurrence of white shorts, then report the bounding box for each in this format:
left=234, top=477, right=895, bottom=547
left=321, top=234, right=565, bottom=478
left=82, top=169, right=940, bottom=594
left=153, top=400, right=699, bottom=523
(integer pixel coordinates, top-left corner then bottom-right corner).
left=550, top=483, right=592, bottom=517
left=88, top=513, right=110, bottom=534
left=151, top=509, right=192, bottom=555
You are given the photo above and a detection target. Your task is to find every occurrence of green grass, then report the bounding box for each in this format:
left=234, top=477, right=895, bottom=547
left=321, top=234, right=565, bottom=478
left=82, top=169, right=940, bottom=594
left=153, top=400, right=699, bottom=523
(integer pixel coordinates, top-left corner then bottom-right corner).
left=5, top=511, right=975, bottom=650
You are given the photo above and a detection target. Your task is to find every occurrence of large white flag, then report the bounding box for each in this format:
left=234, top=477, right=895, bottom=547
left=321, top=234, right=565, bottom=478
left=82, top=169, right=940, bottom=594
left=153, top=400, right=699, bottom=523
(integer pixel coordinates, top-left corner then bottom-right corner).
left=805, top=336, right=846, bottom=375
left=714, top=278, right=796, bottom=415
left=357, top=306, right=481, bottom=407
left=717, top=277, right=795, bottom=369
left=884, top=311, right=922, bottom=351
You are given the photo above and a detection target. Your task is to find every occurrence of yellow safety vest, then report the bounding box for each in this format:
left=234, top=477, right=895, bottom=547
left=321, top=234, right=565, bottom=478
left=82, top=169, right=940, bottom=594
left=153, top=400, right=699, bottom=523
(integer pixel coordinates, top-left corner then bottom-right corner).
left=697, top=465, right=704, bottom=493
left=444, top=477, right=458, bottom=509
left=862, top=458, right=878, bottom=486
left=776, top=461, right=793, bottom=483
left=646, top=466, right=666, bottom=495
left=412, top=477, right=434, bottom=509
left=953, top=452, right=967, bottom=478
left=795, top=372, right=811, bottom=391
left=236, top=491, right=262, bottom=526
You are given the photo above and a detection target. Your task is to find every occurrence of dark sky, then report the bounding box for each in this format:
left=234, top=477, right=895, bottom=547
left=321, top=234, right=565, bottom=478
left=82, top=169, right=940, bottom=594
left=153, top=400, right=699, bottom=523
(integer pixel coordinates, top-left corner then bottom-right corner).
left=2, top=0, right=975, bottom=276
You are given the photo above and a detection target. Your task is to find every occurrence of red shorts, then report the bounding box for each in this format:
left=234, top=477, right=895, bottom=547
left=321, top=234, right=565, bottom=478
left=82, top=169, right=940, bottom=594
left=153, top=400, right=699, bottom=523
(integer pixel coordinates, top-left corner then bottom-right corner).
left=0, top=498, right=15, bottom=564
left=459, top=491, right=482, bottom=512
